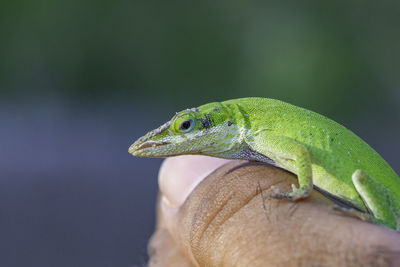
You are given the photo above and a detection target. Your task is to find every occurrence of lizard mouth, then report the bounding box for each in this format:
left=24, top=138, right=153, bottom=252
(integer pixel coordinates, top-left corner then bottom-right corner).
left=129, top=141, right=171, bottom=154
left=137, top=141, right=171, bottom=150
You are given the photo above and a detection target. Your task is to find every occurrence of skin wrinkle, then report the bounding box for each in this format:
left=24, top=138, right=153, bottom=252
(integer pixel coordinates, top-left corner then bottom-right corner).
left=189, top=166, right=248, bottom=264
left=214, top=214, right=258, bottom=267
left=205, top=175, right=278, bottom=241
left=286, top=202, right=300, bottom=218
left=187, top=166, right=229, bottom=263
left=190, top=171, right=242, bottom=263
left=225, top=161, right=284, bottom=175
left=224, top=161, right=259, bottom=175
left=234, top=207, right=300, bottom=265
left=190, top=165, right=297, bottom=265
left=195, top=193, right=234, bottom=250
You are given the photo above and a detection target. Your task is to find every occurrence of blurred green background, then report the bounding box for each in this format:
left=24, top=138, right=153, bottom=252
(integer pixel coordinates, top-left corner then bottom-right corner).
left=1, top=0, right=399, bottom=266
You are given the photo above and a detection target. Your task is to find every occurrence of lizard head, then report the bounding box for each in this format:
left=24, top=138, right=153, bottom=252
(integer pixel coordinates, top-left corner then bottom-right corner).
left=128, top=102, right=240, bottom=157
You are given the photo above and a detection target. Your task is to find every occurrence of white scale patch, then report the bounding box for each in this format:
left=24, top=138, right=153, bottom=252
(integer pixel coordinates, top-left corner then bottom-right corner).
left=202, top=123, right=243, bottom=154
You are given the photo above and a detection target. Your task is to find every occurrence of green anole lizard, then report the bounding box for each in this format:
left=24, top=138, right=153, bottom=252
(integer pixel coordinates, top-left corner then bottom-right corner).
left=129, top=97, right=400, bottom=230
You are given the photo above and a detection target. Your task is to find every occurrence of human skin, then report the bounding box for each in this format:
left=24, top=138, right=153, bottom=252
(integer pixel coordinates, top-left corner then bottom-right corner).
left=147, top=156, right=400, bottom=267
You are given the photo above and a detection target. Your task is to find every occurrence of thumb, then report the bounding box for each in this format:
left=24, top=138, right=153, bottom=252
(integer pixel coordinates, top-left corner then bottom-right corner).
left=156, top=156, right=400, bottom=266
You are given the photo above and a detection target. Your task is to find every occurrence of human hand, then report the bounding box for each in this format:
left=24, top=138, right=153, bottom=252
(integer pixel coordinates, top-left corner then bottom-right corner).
left=147, top=156, right=400, bottom=266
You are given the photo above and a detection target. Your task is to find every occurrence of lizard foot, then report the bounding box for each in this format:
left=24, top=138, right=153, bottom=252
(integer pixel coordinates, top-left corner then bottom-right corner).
left=269, top=184, right=311, bottom=201
left=332, top=205, right=371, bottom=221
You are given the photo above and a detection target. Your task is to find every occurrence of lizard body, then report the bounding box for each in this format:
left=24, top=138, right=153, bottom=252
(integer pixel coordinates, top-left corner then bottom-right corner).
left=129, top=97, right=400, bottom=230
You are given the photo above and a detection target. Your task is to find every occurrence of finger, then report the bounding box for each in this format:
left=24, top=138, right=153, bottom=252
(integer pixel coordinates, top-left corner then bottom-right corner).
left=148, top=156, right=232, bottom=266
left=159, top=157, right=400, bottom=266
left=148, top=204, right=195, bottom=267
left=158, top=155, right=232, bottom=208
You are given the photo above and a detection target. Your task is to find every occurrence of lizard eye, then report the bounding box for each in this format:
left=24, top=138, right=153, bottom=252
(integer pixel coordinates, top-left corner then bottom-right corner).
left=179, top=119, right=194, bottom=133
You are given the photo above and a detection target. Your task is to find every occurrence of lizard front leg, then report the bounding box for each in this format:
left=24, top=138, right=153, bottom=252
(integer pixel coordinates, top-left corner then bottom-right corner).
left=248, top=134, right=313, bottom=201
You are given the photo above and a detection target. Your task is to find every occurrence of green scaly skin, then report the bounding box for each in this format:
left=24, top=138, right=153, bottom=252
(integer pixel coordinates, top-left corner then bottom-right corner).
left=129, top=97, right=400, bottom=231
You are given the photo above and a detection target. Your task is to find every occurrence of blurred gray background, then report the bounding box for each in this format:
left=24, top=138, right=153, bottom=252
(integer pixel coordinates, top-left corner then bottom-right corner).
left=1, top=0, right=399, bottom=266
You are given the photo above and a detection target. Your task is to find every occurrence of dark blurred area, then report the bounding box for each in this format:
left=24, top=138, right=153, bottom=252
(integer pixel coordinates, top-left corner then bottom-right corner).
left=1, top=0, right=399, bottom=266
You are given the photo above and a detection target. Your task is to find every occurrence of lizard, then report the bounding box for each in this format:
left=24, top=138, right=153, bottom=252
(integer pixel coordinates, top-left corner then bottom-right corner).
left=128, top=97, right=400, bottom=230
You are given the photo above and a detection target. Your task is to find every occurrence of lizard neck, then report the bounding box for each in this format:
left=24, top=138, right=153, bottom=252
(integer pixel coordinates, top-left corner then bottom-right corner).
left=200, top=122, right=243, bottom=157
left=199, top=102, right=251, bottom=159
